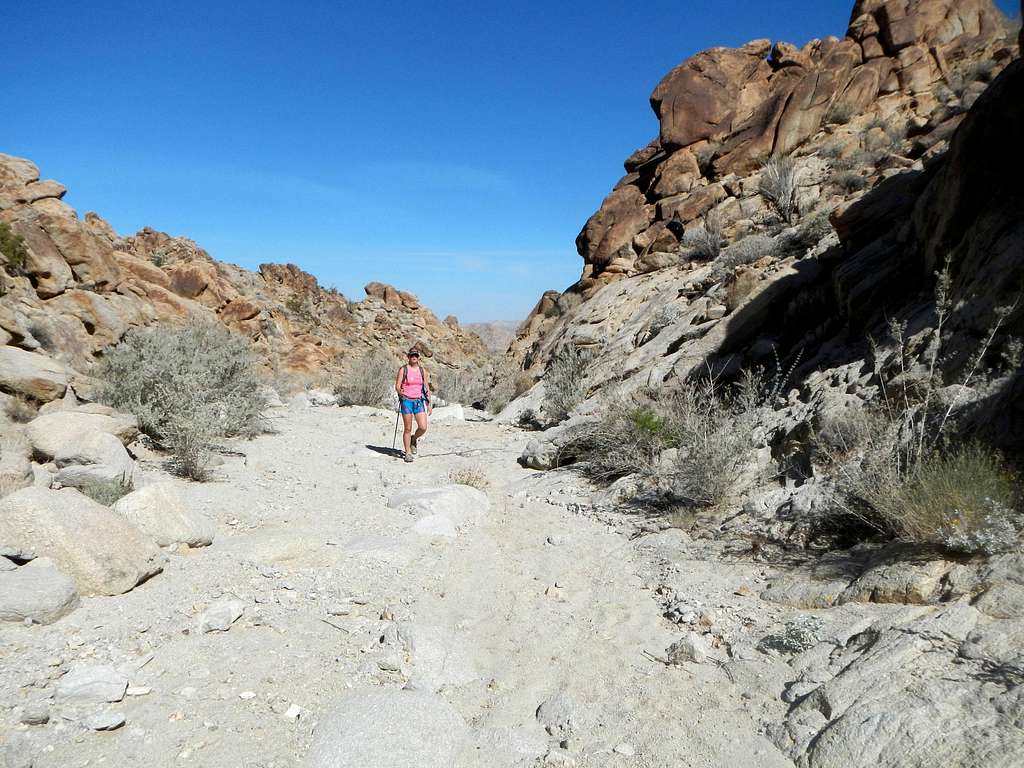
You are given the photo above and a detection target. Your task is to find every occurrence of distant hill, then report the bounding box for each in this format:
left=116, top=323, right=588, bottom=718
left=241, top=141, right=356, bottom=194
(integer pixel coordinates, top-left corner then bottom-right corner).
left=465, top=320, right=521, bottom=352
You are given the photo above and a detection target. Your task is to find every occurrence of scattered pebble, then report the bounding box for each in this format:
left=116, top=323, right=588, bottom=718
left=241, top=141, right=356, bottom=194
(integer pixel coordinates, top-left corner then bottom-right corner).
left=84, top=711, right=126, bottom=731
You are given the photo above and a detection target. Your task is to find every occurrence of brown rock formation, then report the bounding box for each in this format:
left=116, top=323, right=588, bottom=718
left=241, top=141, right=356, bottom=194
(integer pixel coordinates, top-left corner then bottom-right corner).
left=0, top=154, right=487, bottom=402
left=511, top=0, right=1020, bottom=416
left=556, top=0, right=1015, bottom=293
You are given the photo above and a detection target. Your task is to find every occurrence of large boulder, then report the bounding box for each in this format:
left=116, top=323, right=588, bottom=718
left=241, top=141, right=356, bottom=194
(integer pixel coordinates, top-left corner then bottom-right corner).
left=113, top=482, right=214, bottom=548
left=24, top=409, right=139, bottom=459
left=650, top=40, right=773, bottom=148
left=0, top=346, right=70, bottom=402
left=53, top=430, right=136, bottom=488
left=307, top=688, right=469, bottom=768
left=0, top=487, right=163, bottom=595
left=0, top=558, right=79, bottom=624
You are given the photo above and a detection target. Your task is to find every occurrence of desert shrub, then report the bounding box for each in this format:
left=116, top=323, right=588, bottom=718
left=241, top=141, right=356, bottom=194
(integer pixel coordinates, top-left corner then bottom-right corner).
left=449, top=467, right=490, bottom=491
left=79, top=478, right=134, bottom=507
left=760, top=156, right=799, bottom=223
left=683, top=211, right=723, bottom=261
left=826, top=100, right=856, bottom=125
left=865, top=116, right=905, bottom=147
left=832, top=170, right=868, bottom=193
left=542, top=345, right=592, bottom=423
left=3, top=394, right=37, bottom=424
left=566, top=379, right=760, bottom=507
left=437, top=365, right=490, bottom=407
left=711, top=234, right=776, bottom=281
left=485, top=365, right=534, bottom=414
left=823, top=267, right=1022, bottom=553
left=333, top=349, right=397, bottom=407
left=97, top=320, right=266, bottom=480
left=647, top=305, right=679, bottom=337
left=758, top=615, right=823, bottom=654
left=779, top=210, right=834, bottom=259
left=819, top=142, right=847, bottom=161
left=0, top=223, right=29, bottom=275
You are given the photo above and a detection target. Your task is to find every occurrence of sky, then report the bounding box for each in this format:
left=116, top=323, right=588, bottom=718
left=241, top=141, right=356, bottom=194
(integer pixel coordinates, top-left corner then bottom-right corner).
left=5, top=1, right=1019, bottom=322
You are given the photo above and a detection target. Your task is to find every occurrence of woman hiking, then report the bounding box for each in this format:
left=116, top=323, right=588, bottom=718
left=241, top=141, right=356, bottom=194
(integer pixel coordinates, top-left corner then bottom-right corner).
left=395, top=347, right=432, bottom=463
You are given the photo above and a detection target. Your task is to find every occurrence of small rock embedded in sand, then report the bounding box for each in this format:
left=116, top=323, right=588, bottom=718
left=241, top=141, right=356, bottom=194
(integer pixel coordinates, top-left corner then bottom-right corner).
left=613, top=743, right=635, bottom=756
left=19, top=702, right=50, bottom=725
left=282, top=703, right=302, bottom=721
left=239, top=691, right=257, bottom=700
left=56, top=664, right=128, bottom=703
left=666, top=633, right=708, bottom=665
left=198, top=598, right=246, bottom=633
left=126, top=686, right=151, bottom=696
left=84, top=710, right=127, bottom=731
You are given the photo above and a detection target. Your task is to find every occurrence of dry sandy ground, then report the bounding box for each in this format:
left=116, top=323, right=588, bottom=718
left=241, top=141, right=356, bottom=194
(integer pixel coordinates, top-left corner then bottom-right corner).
left=1, top=403, right=797, bottom=767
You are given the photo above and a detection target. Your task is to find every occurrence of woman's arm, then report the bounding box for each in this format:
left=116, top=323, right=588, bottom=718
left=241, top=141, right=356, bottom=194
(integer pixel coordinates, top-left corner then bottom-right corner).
left=394, top=367, right=404, bottom=397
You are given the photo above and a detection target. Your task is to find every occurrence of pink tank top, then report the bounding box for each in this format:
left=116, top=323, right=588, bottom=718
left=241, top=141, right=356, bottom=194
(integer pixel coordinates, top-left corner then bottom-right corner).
left=401, top=365, right=424, bottom=400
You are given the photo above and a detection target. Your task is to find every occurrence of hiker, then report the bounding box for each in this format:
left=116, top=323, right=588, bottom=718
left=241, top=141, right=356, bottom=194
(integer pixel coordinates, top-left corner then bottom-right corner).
left=395, top=347, right=432, bottom=462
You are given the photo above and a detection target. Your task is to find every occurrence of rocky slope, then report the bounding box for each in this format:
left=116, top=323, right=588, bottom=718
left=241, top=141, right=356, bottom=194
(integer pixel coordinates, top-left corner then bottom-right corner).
left=0, top=159, right=487, bottom=407
left=512, top=0, right=1020, bottom=405
left=465, top=320, right=521, bottom=352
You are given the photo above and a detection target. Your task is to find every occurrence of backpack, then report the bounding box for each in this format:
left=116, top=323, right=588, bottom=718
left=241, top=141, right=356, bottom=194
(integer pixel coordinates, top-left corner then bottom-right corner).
left=401, top=365, right=430, bottom=403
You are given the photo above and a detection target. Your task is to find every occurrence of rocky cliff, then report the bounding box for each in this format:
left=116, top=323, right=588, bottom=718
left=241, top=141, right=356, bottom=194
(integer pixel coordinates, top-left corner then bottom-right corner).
left=0, top=156, right=487, bottom=405
left=512, top=0, right=1020, bottom=411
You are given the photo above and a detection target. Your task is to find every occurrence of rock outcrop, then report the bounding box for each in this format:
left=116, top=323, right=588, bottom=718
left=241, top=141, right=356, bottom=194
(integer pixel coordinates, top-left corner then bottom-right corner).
left=0, top=162, right=488, bottom=411
left=511, top=0, right=1020, bottom=403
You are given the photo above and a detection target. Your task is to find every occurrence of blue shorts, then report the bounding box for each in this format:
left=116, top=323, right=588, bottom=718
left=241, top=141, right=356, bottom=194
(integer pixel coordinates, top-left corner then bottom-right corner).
left=400, top=398, right=427, bottom=415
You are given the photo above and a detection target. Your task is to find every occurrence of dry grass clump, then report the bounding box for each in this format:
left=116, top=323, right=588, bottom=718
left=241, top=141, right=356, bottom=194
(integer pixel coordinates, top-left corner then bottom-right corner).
left=683, top=211, right=724, bottom=261
left=97, top=320, right=266, bottom=480
left=333, top=350, right=397, bottom=407
left=760, top=156, right=799, bottom=223
left=79, top=478, right=134, bottom=507
left=832, top=170, right=868, bottom=193
left=826, top=100, right=856, bottom=125
left=449, top=467, right=490, bottom=491
left=711, top=234, right=776, bottom=281
left=542, top=345, right=592, bottom=423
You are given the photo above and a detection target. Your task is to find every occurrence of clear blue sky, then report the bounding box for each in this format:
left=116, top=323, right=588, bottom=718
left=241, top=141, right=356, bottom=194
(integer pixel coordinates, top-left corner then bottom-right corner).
left=6, top=1, right=1018, bottom=322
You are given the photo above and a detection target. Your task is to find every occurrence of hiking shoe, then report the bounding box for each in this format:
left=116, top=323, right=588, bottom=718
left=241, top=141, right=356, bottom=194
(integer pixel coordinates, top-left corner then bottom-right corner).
left=410, top=435, right=418, bottom=455
left=404, top=452, right=414, bottom=463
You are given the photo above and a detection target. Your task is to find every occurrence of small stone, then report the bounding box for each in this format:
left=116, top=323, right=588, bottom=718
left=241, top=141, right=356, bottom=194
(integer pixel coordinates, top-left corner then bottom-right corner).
left=283, top=704, right=302, bottom=721
left=126, top=686, right=151, bottom=696
left=239, top=691, right=257, bottom=700
left=326, top=604, right=350, bottom=617
left=613, top=743, right=635, bottom=756
left=178, top=686, right=197, bottom=699
left=666, top=632, right=708, bottom=665
left=546, top=535, right=567, bottom=546
left=56, top=664, right=128, bottom=703
left=19, top=703, right=50, bottom=726
left=197, top=599, right=246, bottom=633
left=84, top=710, right=126, bottom=731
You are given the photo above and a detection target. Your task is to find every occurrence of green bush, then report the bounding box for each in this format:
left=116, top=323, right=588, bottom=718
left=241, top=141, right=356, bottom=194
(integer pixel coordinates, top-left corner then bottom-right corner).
left=79, top=479, right=134, bottom=507
left=0, top=223, right=29, bottom=275
left=97, top=320, right=266, bottom=480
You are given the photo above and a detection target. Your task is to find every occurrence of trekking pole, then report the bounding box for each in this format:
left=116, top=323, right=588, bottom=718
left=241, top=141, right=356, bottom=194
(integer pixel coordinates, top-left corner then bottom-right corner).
left=392, top=407, right=401, bottom=453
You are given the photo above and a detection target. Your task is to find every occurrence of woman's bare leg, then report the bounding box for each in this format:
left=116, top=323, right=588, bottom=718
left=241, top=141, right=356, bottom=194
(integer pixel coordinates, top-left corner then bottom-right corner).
left=414, top=411, right=428, bottom=441
left=402, top=413, right=414, bottom=453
